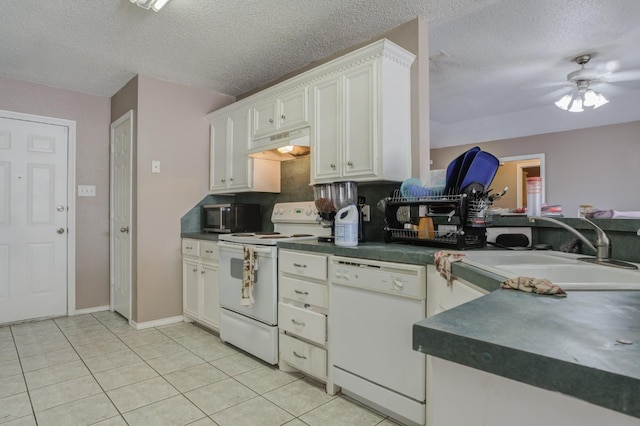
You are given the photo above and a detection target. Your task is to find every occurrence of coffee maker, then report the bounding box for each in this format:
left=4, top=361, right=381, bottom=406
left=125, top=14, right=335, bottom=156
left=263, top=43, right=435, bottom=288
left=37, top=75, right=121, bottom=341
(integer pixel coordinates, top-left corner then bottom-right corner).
left=314, top=181, right=364, bottom=243
left=313, top=183, right=336, bottom=242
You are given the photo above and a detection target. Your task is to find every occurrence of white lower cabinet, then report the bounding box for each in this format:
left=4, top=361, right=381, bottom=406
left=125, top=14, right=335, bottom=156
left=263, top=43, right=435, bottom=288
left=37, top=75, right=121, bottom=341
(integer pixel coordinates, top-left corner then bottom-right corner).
left=278, top=249, right=336, bottom=394
left=182, top=239, right=219, bottom=331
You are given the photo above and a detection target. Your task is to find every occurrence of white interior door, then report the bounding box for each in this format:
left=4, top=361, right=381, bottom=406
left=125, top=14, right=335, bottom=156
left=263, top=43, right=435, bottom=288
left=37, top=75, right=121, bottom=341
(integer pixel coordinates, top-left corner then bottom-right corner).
left=0, top=115, right=69, bottom=324
left=110, top=111, right=133, bottom=320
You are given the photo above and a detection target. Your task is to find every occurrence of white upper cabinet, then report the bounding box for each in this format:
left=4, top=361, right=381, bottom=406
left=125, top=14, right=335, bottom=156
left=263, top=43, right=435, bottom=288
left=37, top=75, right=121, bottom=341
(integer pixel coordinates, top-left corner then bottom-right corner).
left=207, top=106, right=280, bottom=194
left=310, top=40, right=415, bottom=184
left=206, top=38, right=414, bottom=189
left=251, top=86, right=309, bottom=142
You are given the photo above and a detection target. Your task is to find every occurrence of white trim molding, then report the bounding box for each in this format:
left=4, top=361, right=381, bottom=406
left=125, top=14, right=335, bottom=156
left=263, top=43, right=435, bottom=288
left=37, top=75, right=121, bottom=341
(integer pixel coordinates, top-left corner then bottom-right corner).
left=73, top=305, right=110, bottom=316
left=129, top=315, right=184, bottom=330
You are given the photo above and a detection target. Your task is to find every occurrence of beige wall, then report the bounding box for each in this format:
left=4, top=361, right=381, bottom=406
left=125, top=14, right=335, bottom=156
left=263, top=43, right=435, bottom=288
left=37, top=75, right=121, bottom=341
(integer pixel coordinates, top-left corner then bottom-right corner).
left=0, top=76, right=111, bottom=309
left=134, top=75, right=233, bottom=323
left=430, top=121, right=640, bottom=217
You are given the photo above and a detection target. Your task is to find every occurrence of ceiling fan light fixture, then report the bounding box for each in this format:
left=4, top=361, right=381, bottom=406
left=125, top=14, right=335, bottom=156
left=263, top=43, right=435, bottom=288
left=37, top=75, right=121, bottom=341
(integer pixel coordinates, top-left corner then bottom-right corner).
left=582, top=89, right=599, bottom=107
left=568, top=94, right=584, bottom=113
left=554, top=94, right=572, bottom=110
left=130, top=0, right=170, bottom=12
left=592, top=92, right=609, bottom=109
left=554, top=54, right=611, bottom=112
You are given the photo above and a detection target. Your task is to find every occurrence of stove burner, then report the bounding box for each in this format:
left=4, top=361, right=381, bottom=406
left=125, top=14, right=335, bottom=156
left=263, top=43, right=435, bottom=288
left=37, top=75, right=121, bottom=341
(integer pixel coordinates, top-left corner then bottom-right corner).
left=255, top=232, right=280, bottom=235
left=291, top=234, right=313, bottom=237
left=260, top=235, right=290, bottom=239
left=230, top=233, right=256, bottom=237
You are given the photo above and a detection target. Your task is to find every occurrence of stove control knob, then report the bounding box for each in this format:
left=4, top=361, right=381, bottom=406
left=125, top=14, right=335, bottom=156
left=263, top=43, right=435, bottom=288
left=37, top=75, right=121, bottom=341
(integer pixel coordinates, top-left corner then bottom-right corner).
left=278, top=208, right=284, bottom=215
left=305, top=208, right=312, bottom=216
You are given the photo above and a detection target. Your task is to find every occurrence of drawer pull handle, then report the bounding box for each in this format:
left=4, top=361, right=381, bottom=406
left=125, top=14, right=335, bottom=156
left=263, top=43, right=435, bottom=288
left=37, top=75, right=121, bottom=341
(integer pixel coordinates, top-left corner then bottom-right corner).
left=293, top=263, right=307, bottom=268
left=294, top=289, right=309, bottom=295
left=205, top=250, right=213, bottom=253
left=293, top=351, right=307, bottom=360
left=186, top=246, right=192, bottom=250
left=201, top=270, right=205, bottom=275
left=291, top=319, right=306, bottom=327
left=192, top=268, right=198, bottom=272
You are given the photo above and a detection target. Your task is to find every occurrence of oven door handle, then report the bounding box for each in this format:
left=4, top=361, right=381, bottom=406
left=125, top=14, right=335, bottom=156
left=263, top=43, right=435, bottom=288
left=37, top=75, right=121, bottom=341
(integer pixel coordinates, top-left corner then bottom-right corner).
left=217, top=241, right=274, bottom=254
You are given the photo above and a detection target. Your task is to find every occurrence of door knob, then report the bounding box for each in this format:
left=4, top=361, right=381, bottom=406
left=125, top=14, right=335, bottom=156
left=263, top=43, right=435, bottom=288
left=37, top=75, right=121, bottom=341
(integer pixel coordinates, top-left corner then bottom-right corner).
left=56, top=205, right=65, bottom=212
left=120, top=226, right=129, bottom=233
left=56, top=228, right=65, bottom=234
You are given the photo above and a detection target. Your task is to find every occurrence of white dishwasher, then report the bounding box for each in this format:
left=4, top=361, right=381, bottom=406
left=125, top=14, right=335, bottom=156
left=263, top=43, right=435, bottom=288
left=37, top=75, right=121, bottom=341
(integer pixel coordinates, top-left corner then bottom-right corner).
left=330, top=256, right=427, bottom=426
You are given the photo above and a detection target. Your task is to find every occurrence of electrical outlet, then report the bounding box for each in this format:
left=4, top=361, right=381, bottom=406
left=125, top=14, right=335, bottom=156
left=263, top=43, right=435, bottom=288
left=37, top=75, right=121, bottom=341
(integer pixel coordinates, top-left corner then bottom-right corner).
left=361, top=205, right=371, bottom=222
left=152, top=160, right=161, bottom=173
left=77, top=185, right=96, bottom=197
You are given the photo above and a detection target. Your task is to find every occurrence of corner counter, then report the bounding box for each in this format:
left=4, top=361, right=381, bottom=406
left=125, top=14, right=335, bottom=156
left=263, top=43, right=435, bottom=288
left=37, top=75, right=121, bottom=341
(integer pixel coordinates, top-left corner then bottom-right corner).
left=414, top=289, right=640, bottom=420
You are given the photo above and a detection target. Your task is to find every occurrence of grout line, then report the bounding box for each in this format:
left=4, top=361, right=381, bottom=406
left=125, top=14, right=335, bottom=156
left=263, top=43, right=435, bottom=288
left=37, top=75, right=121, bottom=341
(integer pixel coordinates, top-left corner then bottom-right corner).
left=7, top=313, right=388, bottom=426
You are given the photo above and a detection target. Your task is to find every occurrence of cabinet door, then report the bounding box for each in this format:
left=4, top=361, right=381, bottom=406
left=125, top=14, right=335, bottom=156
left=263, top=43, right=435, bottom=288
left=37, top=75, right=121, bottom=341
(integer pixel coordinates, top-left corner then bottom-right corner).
left=200, top=261, right=219, bottom=330
left=426, top=266, right=486, bottom=317
left=252, top=101, right=278, bottom=139
left=228, top=108, right=250, bottom=191
left=343, top=63, right=377, bottom=179
left=311, top=77, right=341, bottom=182
left=183, top=258, right=200, bottom=319
left=278, top=87, right=308, bottom=131
left=209, top=118, right=229, bottom=192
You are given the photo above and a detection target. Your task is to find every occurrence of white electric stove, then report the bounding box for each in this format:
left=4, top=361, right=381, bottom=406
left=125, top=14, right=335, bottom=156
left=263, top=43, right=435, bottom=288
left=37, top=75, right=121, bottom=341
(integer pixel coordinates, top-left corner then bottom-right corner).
left=217, top=201, right=330, bottom=364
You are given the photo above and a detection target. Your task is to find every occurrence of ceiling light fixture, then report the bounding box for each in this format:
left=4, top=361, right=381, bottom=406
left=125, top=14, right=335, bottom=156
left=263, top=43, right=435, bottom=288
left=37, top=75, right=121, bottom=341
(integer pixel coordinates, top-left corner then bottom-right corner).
left=129, top=0, right=171, bottom=12
left=555, top=54, right=609, bottom=112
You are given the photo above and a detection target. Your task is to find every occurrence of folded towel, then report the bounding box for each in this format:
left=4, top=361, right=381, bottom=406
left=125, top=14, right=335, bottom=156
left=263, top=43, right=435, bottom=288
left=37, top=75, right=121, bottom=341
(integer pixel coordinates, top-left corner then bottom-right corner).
left=501, top=276, right=567, bottom=297
left=241, top=246, right=258, bottom=306
left=434, top=250, right=465, bottom=287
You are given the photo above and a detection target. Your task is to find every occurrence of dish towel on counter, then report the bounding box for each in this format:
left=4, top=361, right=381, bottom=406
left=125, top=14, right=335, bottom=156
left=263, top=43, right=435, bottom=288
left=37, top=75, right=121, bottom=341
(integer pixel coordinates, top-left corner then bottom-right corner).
left=501, top=277, right=567, bottom=297
left=434, top=250, right=465, bottom=287
left=241, top=246, right=258, bottom=306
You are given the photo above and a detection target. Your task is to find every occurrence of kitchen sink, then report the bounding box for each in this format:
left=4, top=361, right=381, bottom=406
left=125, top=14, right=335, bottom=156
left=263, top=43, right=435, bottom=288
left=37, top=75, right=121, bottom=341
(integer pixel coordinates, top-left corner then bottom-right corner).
left=462, top=250, right=640, bottom=290
left=463, top=251, right=581, bottom=266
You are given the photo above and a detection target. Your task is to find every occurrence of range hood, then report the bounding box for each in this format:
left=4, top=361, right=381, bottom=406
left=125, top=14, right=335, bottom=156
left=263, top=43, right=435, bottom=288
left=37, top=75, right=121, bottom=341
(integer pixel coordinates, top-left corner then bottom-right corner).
left=248, top=127, right=310, bottom=162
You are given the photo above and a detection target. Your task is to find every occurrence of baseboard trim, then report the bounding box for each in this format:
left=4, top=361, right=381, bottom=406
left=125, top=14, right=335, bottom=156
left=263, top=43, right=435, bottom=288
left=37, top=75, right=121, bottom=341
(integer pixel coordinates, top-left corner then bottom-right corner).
left=73, top=305, right=110, bottom=316
left=130, top=315, right=184, bottom=330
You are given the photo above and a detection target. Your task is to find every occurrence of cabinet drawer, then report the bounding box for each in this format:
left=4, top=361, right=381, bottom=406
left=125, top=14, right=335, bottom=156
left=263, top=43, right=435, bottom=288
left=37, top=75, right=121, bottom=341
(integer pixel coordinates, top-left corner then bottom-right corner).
left=182, top=239, right=200, bottom=256
left=278, top=303, right=326, bottom=345
left=280, top=333, right=327, bottom=379
left=279, top=251, right=327, bottom=281
left=200, top=241, right=219, bottom=261
left=280, top=277, right=328, bottom=309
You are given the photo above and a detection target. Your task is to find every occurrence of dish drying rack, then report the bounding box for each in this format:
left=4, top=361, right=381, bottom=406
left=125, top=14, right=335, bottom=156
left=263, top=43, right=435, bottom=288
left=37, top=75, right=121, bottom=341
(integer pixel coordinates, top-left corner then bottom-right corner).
left=383, top=188, right=493, bottom=249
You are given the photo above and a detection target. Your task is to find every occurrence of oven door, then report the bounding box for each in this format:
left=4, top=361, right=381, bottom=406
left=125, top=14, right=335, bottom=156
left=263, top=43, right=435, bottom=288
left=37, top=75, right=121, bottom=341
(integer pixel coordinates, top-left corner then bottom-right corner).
left=217, top=241, right=277, bottom=325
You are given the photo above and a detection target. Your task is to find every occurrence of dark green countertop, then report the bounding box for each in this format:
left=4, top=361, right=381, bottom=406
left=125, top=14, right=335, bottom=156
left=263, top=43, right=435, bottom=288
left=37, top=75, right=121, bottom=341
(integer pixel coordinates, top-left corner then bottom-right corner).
left=414, top=290, right=640, bottom=419
left=181, top=232, right=219, bottom=242
left=277, top=240, right=442, bottom=265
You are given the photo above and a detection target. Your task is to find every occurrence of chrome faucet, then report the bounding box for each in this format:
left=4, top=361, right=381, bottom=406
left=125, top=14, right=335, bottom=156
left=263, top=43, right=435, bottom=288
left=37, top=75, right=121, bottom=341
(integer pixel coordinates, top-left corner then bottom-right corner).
left=528, top=216, right=637, bottom=269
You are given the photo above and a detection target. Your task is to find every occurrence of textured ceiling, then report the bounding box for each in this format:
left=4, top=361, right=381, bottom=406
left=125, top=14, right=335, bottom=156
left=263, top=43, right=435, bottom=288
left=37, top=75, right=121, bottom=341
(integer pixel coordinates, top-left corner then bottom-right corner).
left=1, top=0, right=639, bottom=147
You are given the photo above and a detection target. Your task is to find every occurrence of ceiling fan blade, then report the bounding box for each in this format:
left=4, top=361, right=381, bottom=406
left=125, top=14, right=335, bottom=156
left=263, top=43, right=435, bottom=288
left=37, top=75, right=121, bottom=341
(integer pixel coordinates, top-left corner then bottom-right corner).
left=605, top=69, right=640, bottom=83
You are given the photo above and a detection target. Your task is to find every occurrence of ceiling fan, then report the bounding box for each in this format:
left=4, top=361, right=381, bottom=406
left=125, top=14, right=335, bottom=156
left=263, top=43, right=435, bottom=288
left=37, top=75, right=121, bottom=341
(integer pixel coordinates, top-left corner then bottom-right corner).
left=553, top=53, right=640, bottom=112
left=554, top=54, right=608, bottom=112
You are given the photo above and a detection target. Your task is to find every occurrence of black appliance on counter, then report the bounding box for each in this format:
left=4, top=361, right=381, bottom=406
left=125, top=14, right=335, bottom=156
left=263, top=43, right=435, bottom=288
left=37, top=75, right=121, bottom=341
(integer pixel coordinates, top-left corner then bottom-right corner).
left=202, top=203, right=261, bottom=233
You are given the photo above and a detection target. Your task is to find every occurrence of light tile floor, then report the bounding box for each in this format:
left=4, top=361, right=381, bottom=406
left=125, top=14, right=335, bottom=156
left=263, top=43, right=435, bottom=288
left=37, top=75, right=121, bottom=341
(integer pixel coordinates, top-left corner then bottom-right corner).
left=0, top=311, right=402, bottom=425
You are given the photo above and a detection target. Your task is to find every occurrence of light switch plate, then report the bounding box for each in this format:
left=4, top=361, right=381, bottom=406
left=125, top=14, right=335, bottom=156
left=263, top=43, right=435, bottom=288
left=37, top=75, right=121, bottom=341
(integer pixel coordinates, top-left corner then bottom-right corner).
left=78, top=185, right=96, bottom=197
left=152, top=160, right=161, bottom=173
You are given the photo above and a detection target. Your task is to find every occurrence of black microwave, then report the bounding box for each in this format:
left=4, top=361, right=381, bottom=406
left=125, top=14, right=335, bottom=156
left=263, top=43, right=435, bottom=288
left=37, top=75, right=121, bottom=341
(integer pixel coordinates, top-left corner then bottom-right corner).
left=202, top=203, right=262, bottom=233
